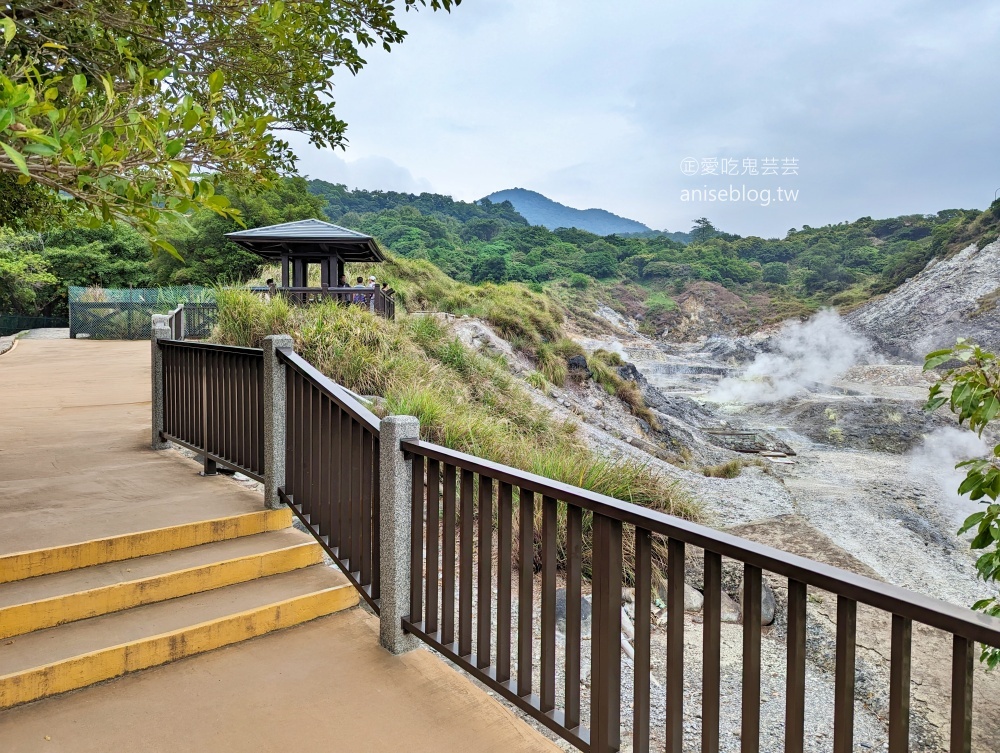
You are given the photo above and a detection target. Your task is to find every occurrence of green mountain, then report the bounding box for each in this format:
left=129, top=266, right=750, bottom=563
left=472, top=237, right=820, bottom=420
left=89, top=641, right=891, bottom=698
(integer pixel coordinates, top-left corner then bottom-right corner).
left=484, top=188, right=689, bottom=242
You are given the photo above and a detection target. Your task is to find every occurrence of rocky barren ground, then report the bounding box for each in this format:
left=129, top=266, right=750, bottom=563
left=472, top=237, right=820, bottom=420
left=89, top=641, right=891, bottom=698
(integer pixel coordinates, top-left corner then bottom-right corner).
left=448, top=241, right=1000, bottom=751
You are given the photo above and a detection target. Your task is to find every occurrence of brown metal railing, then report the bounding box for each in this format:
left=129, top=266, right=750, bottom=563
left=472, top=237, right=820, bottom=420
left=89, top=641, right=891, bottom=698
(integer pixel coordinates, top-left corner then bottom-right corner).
left=160, top=340, right=265, bottom=480
left=165, top=304, right=185, bottom=340
left=276, top=348, right=382, bottom=612
left=399, top=438, right=1000, bottom=753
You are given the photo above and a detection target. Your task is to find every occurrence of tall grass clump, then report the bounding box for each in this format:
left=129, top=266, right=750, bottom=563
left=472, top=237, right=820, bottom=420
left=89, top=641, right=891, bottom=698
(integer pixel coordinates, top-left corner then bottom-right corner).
left=212, top=285, right=700, bottom=583
left=587, top=349, right=658, bottom=428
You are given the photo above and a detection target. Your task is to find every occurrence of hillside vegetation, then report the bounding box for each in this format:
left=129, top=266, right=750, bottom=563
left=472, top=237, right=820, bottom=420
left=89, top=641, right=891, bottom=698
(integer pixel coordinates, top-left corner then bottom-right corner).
left=212, top=284, right=699, bottom=575
left=4, top=174, right=998, bottom=343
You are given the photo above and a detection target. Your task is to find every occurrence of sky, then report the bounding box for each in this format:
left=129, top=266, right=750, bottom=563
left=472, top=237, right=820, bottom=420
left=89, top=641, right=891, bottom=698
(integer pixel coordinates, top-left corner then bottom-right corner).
left=287, top=0, right=1000, bottom=238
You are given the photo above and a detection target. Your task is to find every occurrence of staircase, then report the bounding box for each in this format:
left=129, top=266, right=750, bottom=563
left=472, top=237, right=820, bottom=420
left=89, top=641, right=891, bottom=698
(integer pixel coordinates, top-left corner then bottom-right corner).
left=0, top=507, right=358, bottom=709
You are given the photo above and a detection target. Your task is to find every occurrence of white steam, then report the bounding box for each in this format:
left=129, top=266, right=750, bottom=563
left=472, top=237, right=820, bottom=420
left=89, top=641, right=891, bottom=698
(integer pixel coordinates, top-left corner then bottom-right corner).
left=910, top=428, right=991, bottom=525
left=709, top=310, right=874, bottom=404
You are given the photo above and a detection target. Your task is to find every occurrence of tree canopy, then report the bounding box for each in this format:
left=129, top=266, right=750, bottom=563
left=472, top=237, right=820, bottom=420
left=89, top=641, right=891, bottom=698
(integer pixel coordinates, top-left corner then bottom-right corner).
left=0, top=0, right=457, bottom=249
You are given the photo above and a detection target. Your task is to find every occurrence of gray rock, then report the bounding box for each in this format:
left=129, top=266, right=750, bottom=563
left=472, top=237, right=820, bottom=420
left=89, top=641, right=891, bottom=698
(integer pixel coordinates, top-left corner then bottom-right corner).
left=554, top=587, right=592, bottom=634
left=654, top=577, right=705, bottom=613
left=567, top=354, right=589, bottom=372
left=720, top=591, right=742, bottom=623
left=739, top=578, right=777, bottom=626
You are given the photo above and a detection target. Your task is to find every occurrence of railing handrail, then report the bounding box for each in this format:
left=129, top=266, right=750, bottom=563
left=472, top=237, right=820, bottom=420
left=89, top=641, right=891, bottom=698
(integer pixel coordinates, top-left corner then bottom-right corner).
left=158, top=339, right=262, bottom=356
left=400, top=437, right=1000, bottom=647
left=277, top=347, right=381, bottom=435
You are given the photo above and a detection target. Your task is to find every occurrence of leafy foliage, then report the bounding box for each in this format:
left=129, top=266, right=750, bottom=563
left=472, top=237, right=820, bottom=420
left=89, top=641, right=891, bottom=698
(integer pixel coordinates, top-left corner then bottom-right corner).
left=0, top=1, right=457, bottom=241
left=924, top=340, right=1000, bottom=666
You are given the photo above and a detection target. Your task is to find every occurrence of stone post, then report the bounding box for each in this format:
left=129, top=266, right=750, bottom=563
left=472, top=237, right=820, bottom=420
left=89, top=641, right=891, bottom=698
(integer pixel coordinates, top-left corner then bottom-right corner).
left=263, top=335, right=293, bottom=509
left=150, top=314, right=171, bottom=450
left=378, top=415, right=421, bottom=654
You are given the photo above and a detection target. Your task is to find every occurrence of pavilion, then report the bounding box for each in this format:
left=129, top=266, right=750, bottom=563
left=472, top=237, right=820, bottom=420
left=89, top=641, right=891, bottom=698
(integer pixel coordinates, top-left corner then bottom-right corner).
left=225, top=219, right=393, bottom=318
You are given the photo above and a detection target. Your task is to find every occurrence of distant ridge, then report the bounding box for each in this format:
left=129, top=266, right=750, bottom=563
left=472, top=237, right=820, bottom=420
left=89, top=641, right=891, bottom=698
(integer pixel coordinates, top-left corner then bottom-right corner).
left=484, top=188, right=651, bottom=235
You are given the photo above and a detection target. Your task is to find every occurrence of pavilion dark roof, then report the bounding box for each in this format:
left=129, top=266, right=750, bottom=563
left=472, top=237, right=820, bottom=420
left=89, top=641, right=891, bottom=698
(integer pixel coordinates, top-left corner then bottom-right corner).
left=225, top=219, right=385, bottom=263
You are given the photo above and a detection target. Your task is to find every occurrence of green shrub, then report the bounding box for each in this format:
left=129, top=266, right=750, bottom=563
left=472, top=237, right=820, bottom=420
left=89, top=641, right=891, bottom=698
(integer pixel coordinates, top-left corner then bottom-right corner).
left=569, top=273, right=590, bottom=289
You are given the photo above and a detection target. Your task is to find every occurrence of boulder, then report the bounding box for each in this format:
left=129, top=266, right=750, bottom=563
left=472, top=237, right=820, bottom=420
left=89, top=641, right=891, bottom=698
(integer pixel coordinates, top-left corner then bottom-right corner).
left=567, top=354, right=589, bottom=372
left=654, top=577, right=705, bottom=613
left=554, top=587, right=592, bottom=635
left=739, top=578, right=777, bottom=626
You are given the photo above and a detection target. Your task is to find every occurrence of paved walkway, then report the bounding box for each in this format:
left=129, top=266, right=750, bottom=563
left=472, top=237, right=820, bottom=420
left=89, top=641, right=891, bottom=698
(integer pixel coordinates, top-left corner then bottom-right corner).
left=0, top=339, right=558, bottom=752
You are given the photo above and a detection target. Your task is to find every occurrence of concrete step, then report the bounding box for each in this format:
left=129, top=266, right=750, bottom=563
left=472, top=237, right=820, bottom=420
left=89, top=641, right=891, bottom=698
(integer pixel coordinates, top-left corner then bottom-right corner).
left=0, top=529, right=323, bottom=639
left=0, top=565, right=358, bottom=709
left=0, top=507, right=293, bottom=583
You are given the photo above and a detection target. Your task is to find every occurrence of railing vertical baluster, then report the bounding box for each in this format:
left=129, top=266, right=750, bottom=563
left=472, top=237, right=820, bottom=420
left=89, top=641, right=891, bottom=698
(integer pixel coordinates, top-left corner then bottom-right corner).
left=888, top=614, right=911, bottom=753
left=330, top=404, right=342, bottom=552
left=284, top=366, right=293, bottom=498
left=540, top=495, right=557, bottom=713
left=339, top=405, right=351, bottom=564
left=426, top=458, right=440, bottom=635
left=220, top=352, right=228, bottom=463
left=409, top=452, right=424, bottom=625
left=742, top=564, right=762, bottom=753
left=361, top=426, right=373, bottom=587
left=477, top=476, right=494, bottom=669
left=309, top=383, right=320, bottom=526
left=320, top=396, right=331, bottom=543
left=565, top=504, right=583, bottom=730
left=352, top=420, right=364, bottom=575
left=667, top=537, right=685, bottom=753
left=239, top=356, right=248, bottom=469
left=371, top=434, right=381, bottom=601
left=633, top=527, right=652, bottom=753
left=833, top=596, right=857, bottom=753
left=703, top=550, right=722, bottom=753
left=256, top=359, right=265, bottom=473
left=517, top=488, right=534, bottom=698
left=442, top=464, right=457, bottom=646
left=950, top=635, right=973, bottom=753
left=785, top=579, right=807, bottom=753
left=497, top=482, right=513, bottom=685
left=591, top=513, right=622, bottom=753
left=459, top=469, right=474, bottom=657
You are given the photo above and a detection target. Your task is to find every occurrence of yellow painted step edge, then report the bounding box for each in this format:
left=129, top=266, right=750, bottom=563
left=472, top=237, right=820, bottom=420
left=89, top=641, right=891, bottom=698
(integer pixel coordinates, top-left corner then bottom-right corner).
left=0, top=581, right=359, bottom=709
left=0, top=508, right=293, bottom=584
left=0, top=542, right=324, bottom=640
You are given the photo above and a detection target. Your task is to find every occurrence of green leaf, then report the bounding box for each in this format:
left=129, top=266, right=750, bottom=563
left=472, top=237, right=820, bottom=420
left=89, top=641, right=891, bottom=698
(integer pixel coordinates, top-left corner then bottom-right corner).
left=1, top=17, right=15, bottom=44
left=959, top=511, right=986, bottom=534
left=924, top=350, right=955, bottom=370
left=0, top=140, right=29, bottom=175
left=0, top=109, right=12, bottom=132
left=72, top=74, right=87, bottom=94
left=165, top=138, right=184, bottom=158
left=208, top=70, right=224, bottom=95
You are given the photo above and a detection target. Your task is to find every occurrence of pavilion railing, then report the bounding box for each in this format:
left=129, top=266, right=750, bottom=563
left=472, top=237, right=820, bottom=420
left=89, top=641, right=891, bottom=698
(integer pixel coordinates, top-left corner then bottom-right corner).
left=251, top=286, right=395, bottom=319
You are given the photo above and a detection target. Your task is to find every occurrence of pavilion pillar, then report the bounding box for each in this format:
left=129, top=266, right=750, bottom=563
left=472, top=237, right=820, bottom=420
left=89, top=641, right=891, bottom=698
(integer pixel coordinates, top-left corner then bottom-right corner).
left=280, top=255, right=289, bottom=287
left=337, top=258, right=345, bottom=286
left=321, top=257, right=332, bottom=288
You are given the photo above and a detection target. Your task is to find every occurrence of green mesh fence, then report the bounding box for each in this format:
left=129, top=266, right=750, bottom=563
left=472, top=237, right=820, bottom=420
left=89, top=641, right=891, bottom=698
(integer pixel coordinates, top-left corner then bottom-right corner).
left=68, top=286, right=217, bottom=340
left=0, top=315, right=69, bottom=337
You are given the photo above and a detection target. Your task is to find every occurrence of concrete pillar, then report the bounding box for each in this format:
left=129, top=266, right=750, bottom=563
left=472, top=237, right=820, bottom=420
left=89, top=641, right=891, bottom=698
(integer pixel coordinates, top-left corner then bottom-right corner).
left=263, top=334, right=293, bottom=509
left=151, top=315, right=171, bottom=450
left=378, top=415, right=421, bottom=654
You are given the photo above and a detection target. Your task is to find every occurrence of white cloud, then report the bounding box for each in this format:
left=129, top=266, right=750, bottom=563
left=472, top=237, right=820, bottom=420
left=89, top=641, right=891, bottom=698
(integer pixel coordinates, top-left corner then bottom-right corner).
left=287, top=134, right=434, bottom=194
left=290, top=0, right=1000, bottom=236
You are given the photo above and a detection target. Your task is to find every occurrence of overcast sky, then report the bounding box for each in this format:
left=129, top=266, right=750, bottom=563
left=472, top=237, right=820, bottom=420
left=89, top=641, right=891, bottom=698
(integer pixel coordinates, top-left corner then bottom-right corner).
left=287, top=1, right=1000, bottom=238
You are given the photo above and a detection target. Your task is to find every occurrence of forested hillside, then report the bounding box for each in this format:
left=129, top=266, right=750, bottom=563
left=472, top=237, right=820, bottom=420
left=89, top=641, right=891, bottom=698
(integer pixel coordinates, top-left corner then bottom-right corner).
left=3, top=175, right=998, bottom=337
